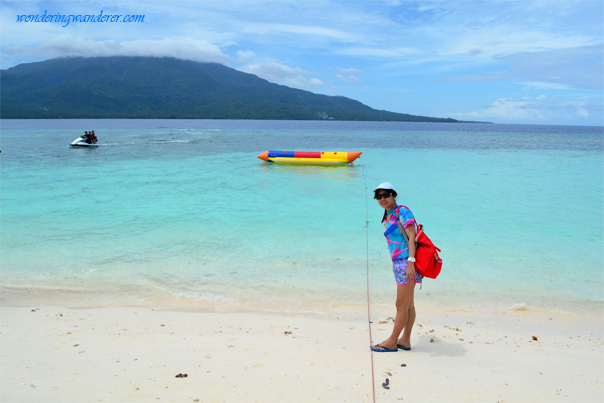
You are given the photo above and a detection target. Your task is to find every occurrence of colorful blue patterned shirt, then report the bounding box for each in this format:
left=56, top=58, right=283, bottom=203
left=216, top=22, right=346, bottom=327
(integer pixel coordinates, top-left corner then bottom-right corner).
left=383, top=205, right=416, bottom=261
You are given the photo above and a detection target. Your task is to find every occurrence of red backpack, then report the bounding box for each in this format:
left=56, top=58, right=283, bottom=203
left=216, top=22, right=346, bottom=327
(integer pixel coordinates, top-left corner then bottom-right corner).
left=396, top=208, right=442, bottom=279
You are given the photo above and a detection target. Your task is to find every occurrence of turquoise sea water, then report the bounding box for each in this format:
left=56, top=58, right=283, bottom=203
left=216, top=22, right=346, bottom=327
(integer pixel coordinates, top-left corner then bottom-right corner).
left=1, top=120, right=602, bottom=316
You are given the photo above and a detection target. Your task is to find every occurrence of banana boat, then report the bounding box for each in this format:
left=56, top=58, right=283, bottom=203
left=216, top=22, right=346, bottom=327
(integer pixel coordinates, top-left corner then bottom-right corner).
left=257, top=150, right=362, bottom=165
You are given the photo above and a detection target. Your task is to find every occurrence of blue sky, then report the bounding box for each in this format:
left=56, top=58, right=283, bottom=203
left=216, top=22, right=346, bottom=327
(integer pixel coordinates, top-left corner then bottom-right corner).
left=2, top=0, right=602, bottom=125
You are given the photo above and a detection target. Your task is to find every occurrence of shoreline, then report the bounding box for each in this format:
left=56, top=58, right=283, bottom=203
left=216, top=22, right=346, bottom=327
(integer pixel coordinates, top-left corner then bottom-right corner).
left=1, top=303, right=602, bottom=402
left=1, top=281, right=602, bottom=321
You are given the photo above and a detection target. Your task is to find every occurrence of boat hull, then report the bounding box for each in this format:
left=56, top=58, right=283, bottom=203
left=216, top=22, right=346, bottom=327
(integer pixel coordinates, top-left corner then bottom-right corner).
left=70, top=142, right=99, bottom=147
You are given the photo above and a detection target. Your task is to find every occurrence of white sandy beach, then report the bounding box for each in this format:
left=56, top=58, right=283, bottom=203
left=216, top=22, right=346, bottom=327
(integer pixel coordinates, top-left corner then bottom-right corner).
left=1, top=304, right=602, bottom=402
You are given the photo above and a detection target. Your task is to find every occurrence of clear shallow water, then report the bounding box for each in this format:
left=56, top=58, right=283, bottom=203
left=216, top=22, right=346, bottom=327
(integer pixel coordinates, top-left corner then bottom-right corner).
left=1, top=120, right=602, bottom=315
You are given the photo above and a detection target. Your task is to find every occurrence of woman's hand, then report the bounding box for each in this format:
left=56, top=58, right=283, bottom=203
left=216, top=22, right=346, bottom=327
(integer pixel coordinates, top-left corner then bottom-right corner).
left=406, top=261, right=416, bottom=282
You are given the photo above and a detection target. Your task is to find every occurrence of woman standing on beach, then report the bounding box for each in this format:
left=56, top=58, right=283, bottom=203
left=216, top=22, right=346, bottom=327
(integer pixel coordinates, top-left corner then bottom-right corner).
left=371, top=182, right=422, bottom=352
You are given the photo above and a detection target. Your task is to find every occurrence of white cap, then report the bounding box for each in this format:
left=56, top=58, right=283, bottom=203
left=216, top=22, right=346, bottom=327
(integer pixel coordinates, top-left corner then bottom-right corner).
left=374, top=182, right=396, bottom=192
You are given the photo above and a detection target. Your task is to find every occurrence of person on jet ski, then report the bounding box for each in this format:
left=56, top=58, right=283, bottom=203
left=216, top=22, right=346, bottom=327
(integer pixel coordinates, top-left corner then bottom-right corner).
left=84, top=131, right=92, bottom=144
left=91, top=131, right=98, bottom=144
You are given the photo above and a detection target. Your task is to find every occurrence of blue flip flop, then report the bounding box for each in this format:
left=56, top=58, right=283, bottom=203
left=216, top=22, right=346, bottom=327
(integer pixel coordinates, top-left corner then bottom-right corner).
left=370, top=344, right=398, bottom=352
left=397, top=344, right=411, bottom=351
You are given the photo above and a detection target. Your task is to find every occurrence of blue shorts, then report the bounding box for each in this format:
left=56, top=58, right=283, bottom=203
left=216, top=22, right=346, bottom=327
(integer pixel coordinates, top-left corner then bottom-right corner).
left=392, top=258, right=423, bottom=286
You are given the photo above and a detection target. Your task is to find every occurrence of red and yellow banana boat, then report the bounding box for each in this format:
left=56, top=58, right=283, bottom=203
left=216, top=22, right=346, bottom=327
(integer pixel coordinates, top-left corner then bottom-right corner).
left=257, top=150, right=362, bottom=165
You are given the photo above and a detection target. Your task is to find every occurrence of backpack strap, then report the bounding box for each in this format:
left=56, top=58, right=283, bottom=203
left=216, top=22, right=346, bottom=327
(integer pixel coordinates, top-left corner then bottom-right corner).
left=396, top=207, right=423, bottom=288
left=396, top=211, right=409, bottom=244
left=395, top=206, right=416, bottom=245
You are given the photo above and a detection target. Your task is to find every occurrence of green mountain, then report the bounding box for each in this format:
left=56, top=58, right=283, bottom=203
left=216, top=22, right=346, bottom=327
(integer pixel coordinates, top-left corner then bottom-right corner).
left=1, top=56, right=458, bottom=121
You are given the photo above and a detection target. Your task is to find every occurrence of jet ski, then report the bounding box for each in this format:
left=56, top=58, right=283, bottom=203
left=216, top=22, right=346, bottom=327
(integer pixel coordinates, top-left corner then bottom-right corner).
left=70, top=135, right=99, bottom=147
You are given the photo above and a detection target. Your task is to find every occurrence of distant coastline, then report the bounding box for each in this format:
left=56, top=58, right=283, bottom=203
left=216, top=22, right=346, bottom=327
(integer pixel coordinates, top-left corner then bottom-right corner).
left=0, top=117, right=494, bottom=123
left=1, top=56, right=489, bottom=123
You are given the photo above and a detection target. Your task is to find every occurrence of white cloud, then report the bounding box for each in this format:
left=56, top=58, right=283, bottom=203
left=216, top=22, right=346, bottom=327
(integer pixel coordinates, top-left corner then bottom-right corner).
left=336, top=67, right=363, bottom=74
left=339, top=46, right=420, bottom=58
left=336, top=74, right=362, bottom=84
left=517, top=81, right=572, bottom=90
left=238, top=62, right=326, bottom=89
left=559, top=100, right=595, bottom=119
left=219, top=41, right=239, bottom=48
left=236, top=50, right=255, bottom=62
left=446, top=95, right=596, bottom=122
left=471, top=97, right=548, bottom=120
left=3, top=33, right=328, bottom=90
left=241, top=23, right=358, bottom=42
left=438, top=44, right=603, bottom=91
left=5, top=35, right=232, bottom=64
left=441, top=32, right=598, bottom=60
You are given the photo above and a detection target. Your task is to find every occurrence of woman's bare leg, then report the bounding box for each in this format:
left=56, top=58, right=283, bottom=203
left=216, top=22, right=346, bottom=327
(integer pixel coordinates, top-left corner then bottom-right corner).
left=397, top=298, right=416, bottom=349
left=372, top=282, right=416, bottom=350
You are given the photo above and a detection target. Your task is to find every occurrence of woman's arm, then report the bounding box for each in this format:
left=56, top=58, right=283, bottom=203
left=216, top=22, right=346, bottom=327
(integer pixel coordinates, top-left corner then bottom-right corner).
left=405, top=224, right=417, bottom=281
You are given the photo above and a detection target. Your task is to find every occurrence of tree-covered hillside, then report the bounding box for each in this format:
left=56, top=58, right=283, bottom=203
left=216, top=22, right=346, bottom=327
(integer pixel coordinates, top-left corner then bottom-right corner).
left=1, top=56, right=458, bottom=121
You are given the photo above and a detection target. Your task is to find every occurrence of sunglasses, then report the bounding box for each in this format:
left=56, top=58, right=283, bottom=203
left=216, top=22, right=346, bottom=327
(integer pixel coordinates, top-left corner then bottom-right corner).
left=375, top=192, right=392, bottom=200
